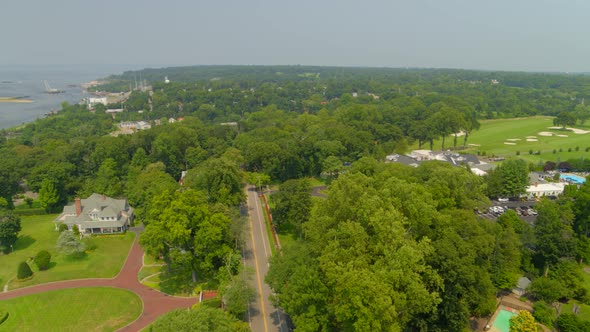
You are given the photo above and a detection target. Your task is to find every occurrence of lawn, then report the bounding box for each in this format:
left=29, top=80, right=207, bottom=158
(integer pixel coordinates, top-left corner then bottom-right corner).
left=412, top=116, right=590, bottom=164
left=140, top=269, right=215, bottom=297
left=0, top=214, right=134, bottom=290
left=562, top=301, right=590, bottom=321
left=0, top=287, right=142, bottom=332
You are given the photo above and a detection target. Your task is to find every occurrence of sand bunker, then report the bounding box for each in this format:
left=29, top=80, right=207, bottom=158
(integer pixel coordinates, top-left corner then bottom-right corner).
left=468, top=143, right=481, bottom=147
left=538, top=132, right=553, bottom=137
left=526, top=136, right=537, bottom=139
left=557, top=134, right=569, bottom=137
left=526, top=138, right=538, bottom=142
left=548, top=126, right=590, bottom=134
left=506, top=138, right=521, bottom=141
left=504, top=142, right=517, bottom=145
left=453, top=131, right=466, bottom=137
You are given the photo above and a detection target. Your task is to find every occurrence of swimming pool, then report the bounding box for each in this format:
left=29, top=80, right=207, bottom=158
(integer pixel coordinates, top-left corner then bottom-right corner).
left=492, top=309, right=517, bottom=332
left=561, top=174, right=587, bottom=184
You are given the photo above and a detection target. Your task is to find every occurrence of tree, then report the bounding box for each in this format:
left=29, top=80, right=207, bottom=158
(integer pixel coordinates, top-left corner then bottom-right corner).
left=272, top=179, right=312, bottom=236
left=553, top=112, right=577, bottom=129
left=147, top=307, right=250, bottom=332
left=222, top=269, right=256, bottom=319
left=56, top=231, right=86, bottom=257
left=529, top=277, right=567, bottom=303
left=184, top=157, right=245, bottom=206
left=321, top=155, right=342, bottom=180
left=574, top=104, right=590, bottom=125
left=0, top=211, right=21, bottom=254
left=486, top=159, right=529, bottom=198
left=34, top=250, right=52, bottom=271
left=140, top=189, right=235, bottom=283
left=534, top=199, right=577, bottom=273
left=509, top=310, right=537, bottom=332
left=17, top=261, right=33, bottom=279
left=38, top=178, right=61, bottom=213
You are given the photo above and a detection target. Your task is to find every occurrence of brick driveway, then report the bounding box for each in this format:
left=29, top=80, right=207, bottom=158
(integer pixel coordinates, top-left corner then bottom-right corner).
left=0, top=230, right=197, bottom=331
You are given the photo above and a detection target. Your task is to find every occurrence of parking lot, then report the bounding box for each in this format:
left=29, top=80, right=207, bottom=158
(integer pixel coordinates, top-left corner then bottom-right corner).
left=478, top=200, right=538, bottom=224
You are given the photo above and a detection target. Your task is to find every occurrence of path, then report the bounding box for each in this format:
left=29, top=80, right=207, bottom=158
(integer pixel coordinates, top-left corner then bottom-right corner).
left=244, top=185, right=289, bottom=332
left=0, top=229, right=197, bottom=331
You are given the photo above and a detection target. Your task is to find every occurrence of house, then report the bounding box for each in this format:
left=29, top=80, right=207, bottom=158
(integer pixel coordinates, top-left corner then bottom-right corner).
left=54, top=194, right=134, bottom=234
left=387, top=150, right=493, bottom=175
left=512, top=277, right=531, bottom=296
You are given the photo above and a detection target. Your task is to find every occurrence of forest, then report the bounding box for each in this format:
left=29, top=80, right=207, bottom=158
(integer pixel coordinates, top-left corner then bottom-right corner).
left=2, top=66, right=590, bottom=331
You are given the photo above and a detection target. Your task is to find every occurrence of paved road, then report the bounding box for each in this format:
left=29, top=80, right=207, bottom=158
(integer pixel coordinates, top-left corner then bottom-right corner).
left=244, top=185, right=289, bottom=332
left=0, top=230, right=197, bottom=331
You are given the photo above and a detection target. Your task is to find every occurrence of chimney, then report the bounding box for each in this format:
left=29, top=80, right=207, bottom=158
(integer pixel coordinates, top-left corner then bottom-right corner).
left=75, top=197, right=81, bottom=216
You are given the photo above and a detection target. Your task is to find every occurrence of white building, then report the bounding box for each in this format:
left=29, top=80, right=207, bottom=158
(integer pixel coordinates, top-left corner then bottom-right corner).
left=87, top=97, right=107, bottom=109
left=524, top=182, right=565, bottom=199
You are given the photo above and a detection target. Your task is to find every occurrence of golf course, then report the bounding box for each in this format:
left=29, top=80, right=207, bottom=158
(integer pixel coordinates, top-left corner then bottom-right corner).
left=428, top=116, right=590, bottom=164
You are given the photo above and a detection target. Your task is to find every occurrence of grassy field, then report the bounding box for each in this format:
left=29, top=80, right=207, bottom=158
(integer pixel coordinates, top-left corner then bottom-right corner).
left=412, top=116, right=590, bottom=164
left=0, top=287, right=142, bottom=331
left=0, top=214, right=134, bottom=290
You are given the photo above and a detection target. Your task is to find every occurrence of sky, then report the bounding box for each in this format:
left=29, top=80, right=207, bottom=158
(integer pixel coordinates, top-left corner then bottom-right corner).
left=1, top=0, right=589, bottom=72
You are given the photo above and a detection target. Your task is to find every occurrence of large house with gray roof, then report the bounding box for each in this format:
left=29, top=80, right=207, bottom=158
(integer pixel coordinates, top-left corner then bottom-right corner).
left=54, top=193, right=134, bottom=234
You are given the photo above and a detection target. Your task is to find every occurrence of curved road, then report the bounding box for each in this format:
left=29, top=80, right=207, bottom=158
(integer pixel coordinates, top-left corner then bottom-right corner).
left=0, top=230, right=197, bottom=331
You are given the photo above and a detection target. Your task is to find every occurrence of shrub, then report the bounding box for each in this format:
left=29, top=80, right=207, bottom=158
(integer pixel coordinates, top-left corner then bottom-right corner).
left=516, top=151, right=520, bottom=156
left=34, top=250, right=52, bottom=271
left=576, top=146, right=580, bottom=151
left=553, top=149, right=557, bottom=154
left=586, top=147, right=590, bottom=152
left=57, top=223, right=68, bottom=232
left=529, top=149, right=533, bottom=155
left=559, top=148, right=563, bottom=152
left=82, top=237, right=97, bottom=251
left=17, top=261, right=33, bottom=279
left=568, top=147, right=572, bottom=152
left=56, top=231, right=86, bottom=258
left=72, top=224, right=80, bottom=236
left=533, top=301, right=556, bottom=326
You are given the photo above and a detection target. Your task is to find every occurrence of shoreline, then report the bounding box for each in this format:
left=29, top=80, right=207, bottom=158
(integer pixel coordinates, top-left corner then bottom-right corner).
left=0, top=97, right=34, bottom=103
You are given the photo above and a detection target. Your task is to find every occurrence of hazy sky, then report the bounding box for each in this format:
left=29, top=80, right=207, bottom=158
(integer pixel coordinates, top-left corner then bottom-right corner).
left=2, top=0, right=589, bottom=72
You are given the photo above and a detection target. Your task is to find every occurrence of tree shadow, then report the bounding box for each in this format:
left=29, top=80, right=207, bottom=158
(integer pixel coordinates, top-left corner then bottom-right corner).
left=14, top=235, right=36, bottom=250
left=46, top=261, right=57, bottom=270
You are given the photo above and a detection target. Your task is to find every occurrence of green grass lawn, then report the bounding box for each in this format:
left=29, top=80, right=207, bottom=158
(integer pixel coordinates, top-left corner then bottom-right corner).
left=0, top=214, right=134, bottom=290
left=562, top=301, right=590, bottom=321
left=140, top=269, right=214, bottom=297
left=411, top=116, right=590, bottom=164
left=0, top=287, right=142, bottom=332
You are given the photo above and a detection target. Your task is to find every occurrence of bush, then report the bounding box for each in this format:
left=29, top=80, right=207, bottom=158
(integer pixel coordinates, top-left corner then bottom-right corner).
left=586, top=147, right=590, bottom=152
left=17, top=261, right=33, bottom=279
left=529, top=149, right=533, bottom=155
left=516, top=151, right=520, bottom=156
left=568, top=147, right=572, bottom=152
left=12, top=208, right=47, bottom=216
left=576, top=146, right=580, bottom=152
left=72, top=224, right=80, bottom=236
left=57, top=223, right=68, bottom=232
left=553, top=149, right=557, bottom=154
left=533, top=301, right=556, bottom=327
left=82, top=237, right=97, bottom=251
left=34, top=250, right=52, bottom=271
left=560, top=148, right=563, bottom=152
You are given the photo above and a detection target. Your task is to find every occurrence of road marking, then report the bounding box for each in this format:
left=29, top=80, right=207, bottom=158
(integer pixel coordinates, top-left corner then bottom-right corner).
left=253, top=191, right=270, bottom=258
left=249, top=191, right=270, bottom=332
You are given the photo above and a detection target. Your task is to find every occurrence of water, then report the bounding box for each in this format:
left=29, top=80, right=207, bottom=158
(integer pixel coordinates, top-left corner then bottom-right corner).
left=0, top=65, right=142, bottom=129
left=561, top=174, right=587, bottom=184
left=492, top=309, right=517, bottom=332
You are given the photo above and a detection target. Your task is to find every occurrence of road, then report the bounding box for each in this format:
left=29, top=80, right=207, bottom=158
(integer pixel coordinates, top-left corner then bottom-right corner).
left=244, top=185, right=289, bottom=332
